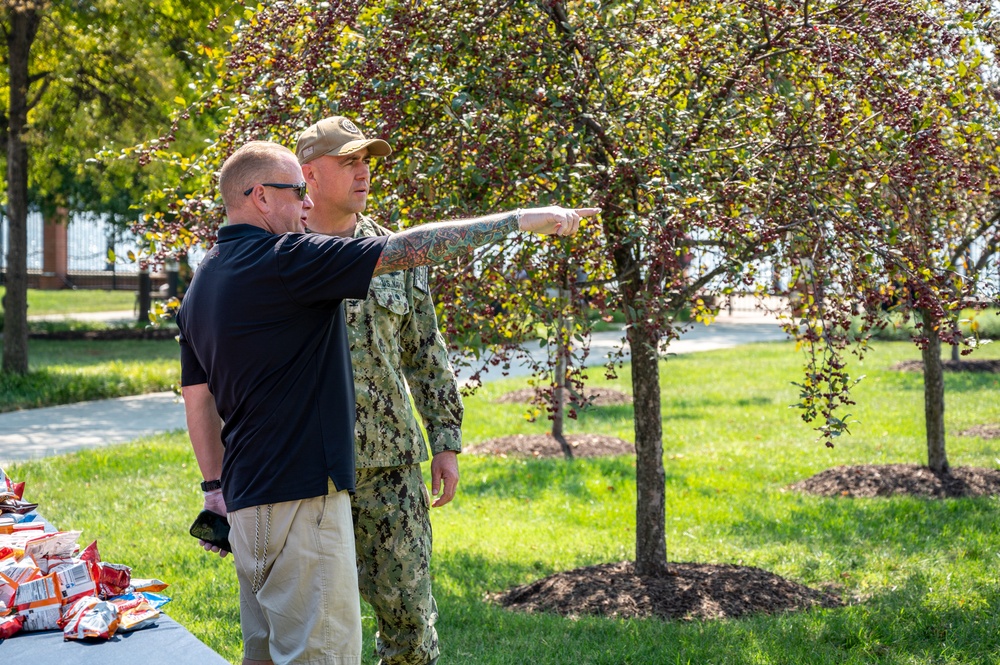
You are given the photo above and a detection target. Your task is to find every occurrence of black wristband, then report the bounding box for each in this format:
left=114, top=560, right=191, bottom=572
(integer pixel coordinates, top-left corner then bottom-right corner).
left=200, top=479, right=222, bottom=492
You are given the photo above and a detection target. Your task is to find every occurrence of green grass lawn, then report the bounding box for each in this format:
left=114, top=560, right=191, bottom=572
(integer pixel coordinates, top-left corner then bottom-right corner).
left=6, top=340, right=1000, bottom=663
left=0, top=338, right=180, bottom=412
left=0, top=286, right=136, bottom=316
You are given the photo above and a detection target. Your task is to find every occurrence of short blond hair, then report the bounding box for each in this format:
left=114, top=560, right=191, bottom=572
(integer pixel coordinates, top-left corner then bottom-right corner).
left=219, top=141, right=296, bottom=211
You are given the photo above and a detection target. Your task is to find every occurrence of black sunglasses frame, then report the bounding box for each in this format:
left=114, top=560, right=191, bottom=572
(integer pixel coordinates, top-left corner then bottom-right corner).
left=243, top=182, right=308, bottom=200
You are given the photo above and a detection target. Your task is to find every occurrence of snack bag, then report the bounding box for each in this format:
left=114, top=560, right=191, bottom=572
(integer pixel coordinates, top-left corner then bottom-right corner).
left=0, top=581, right=14, bottom=616
left=0, top=560, right=41, bottom=586
left=15, top=572, right=62, bottom=631
left=79, top=541, right=131, bottom=598
left=55, top=561, right=97, bottom=607
left=0, top=613, right=23, bottom=639
left=0, top=467, right=13, bottom=500
left=130, top=577, right=169, bottom=593
left=110, top=593, right=160, bottom=632
left=96, top=562, right=131, bottom=599
left=61, top=596, right=120, bottom=640
left=24, top=531, right=81, bottom=574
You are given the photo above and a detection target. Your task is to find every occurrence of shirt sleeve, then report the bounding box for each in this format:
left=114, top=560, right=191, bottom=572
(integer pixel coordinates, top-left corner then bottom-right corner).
left=276, top=233, right=387, bottom=308
left=400, top=267, right=464, bottom=455
left=179, top=332, right=209, bottom=387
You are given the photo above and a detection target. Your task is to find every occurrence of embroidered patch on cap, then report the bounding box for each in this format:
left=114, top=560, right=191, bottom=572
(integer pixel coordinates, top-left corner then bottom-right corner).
left=302, top=146, right=314, bottom=157
left=340, top=118, right=360, bottom=134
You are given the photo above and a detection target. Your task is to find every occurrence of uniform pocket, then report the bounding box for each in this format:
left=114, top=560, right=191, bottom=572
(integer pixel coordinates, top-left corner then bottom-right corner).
left=371, top=273, right=409, bottom=316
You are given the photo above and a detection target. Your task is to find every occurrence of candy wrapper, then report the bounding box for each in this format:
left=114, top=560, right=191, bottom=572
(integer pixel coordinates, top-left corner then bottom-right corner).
left=61, top=596, right=120, bottom=640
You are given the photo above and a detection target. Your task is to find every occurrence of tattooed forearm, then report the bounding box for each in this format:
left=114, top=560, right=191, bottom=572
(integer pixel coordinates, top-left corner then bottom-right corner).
left=374, top=212, right=519, bottom=276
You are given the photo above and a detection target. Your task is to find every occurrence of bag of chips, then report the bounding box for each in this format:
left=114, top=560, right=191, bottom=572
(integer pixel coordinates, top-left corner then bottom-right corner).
left=61, top=596, right=120, bottom=641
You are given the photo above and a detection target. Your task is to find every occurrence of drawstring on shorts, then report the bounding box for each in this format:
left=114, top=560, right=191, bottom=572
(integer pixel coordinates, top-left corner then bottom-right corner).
left=251, top=504, right=273, bottom=595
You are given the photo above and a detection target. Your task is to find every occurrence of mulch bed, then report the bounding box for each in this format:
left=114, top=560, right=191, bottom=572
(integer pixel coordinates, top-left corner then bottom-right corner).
left=959, top=424, right=1000, bottom=439
left=495, top=387, right=633, bottom=407
left=465, top=433, right=634, bottom=458
left=494, top=560, right=842, bottom=621
left=891, top=359, right=1000, bottom=373
left=788, top=464, right=1000, bottom=498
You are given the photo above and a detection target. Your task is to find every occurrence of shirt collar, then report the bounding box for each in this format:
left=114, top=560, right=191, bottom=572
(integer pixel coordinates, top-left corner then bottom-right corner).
left=217, top=224, right=274, bottom=242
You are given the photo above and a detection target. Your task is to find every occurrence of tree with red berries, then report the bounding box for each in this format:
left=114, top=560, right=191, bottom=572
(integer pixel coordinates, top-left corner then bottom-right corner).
left=143, top=0, right=999, bottom=575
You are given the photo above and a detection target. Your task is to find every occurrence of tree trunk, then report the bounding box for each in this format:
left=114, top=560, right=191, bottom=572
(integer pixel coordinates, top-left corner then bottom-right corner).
left=551, top=345, right=573, bottom=460
left=3, top=5, right=42, bottom=375
left=628, top=322, right=667, bottom=575
left=921, top=310, right=949, bottom=473
left=551, top=287, right=573, bottom=460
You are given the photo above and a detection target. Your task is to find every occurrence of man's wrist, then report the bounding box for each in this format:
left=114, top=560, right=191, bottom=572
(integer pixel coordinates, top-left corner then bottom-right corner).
left=200, top=478, right=222, bottom=492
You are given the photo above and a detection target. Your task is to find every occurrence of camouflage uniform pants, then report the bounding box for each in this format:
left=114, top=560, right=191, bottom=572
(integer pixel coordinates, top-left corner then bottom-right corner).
left=352, top=464, right=439, bottom=665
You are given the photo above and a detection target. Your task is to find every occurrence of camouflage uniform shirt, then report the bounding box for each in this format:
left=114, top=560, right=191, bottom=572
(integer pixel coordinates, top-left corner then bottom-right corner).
left=345, top=215, right=463, bottom=468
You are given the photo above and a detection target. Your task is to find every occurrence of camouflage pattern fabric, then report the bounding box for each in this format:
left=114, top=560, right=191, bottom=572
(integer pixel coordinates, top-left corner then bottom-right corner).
left=345, top=215, right=461, bottom=664
left=353, top=464, right=438, bottom=665
left=345, top=215, right=463, bottom=469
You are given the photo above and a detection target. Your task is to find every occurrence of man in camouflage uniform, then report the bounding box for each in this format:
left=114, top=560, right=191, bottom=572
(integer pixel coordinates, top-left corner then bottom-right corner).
left=296, top=116, right=462, bottom=665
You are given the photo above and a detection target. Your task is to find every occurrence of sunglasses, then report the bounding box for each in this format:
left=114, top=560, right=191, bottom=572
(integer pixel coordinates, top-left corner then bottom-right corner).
left=243, top=181, right=308, bottom=200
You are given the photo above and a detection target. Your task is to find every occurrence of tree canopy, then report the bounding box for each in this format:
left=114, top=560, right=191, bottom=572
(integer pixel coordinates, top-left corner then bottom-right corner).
left=1, top=0, right=233, bottom=373
left=141, top=0, right=1000, bottom=573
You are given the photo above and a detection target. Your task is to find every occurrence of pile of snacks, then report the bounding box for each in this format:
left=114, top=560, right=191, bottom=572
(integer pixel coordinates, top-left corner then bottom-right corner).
left=0, top=467, right=171, bottom=642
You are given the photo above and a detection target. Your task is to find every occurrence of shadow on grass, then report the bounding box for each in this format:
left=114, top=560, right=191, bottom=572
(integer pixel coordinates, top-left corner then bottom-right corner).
left=729, top=491, right=1000, bottom=561
left=868, top=366, right=1000, bottom=394
left=571, top=395, right=774, bottom=427
left=456, top=455, right=643, bottom=501
left=430, top=550, right=1000, bottom=664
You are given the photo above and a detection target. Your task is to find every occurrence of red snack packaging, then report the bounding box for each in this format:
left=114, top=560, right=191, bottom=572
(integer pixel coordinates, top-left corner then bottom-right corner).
left=0, top=613, right=23, bottom=639
left=12, top=482, right=24, bottom=501
left=96, top=562, right=131, bottom=599
left=79, top=540, right=100, bottom=563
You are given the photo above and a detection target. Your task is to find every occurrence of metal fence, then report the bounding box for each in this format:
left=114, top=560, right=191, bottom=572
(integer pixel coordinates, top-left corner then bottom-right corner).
left=0, top=210, right=153, bottom=290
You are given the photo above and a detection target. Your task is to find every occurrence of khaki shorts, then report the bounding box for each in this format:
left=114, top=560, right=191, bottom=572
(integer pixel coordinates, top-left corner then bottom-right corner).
left=228, top=480, right=361, bottom=665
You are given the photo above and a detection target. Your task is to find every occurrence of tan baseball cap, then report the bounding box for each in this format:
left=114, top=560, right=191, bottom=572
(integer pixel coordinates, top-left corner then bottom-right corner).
left=295, top=116, right=393, bottom=164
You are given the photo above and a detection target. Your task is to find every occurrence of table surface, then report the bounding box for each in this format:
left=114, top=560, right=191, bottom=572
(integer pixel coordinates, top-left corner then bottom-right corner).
left=3, top=614, right=230, bottom=663
left=1, top=512, right=230, bottom=663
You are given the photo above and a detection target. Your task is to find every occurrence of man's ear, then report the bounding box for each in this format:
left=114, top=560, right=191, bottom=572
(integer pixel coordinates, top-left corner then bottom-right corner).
left=245, top=185, right=271, bottom=215
left=301, top=162, right=318, bottom=187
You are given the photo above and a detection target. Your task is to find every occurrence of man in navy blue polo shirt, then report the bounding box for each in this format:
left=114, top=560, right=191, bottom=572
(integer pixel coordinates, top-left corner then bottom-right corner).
left=177, top=140, right=598, bottom=665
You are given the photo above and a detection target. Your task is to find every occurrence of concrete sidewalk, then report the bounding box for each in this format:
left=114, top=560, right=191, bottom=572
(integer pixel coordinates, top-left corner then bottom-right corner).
left=28, top=309, right=138, bottom=324
left=0, top=313, right=789, bottom=466
left=0, top=392, right=188, bottom=466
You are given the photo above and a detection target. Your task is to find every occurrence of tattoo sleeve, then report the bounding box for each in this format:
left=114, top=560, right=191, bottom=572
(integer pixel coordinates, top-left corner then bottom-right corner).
left=374, top=211, right=520, bottom=276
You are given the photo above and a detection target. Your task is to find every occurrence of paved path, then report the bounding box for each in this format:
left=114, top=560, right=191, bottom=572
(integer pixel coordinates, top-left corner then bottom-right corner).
left=1, top=312, right=788, bottom=466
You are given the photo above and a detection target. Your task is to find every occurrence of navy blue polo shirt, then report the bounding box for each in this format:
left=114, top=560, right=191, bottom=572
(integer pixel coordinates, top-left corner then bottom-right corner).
left=177, top=224, right=387, bottom=512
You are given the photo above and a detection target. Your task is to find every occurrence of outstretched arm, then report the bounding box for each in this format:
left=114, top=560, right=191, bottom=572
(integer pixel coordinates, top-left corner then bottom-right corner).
left=373, top=206, right=599, bottom=276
